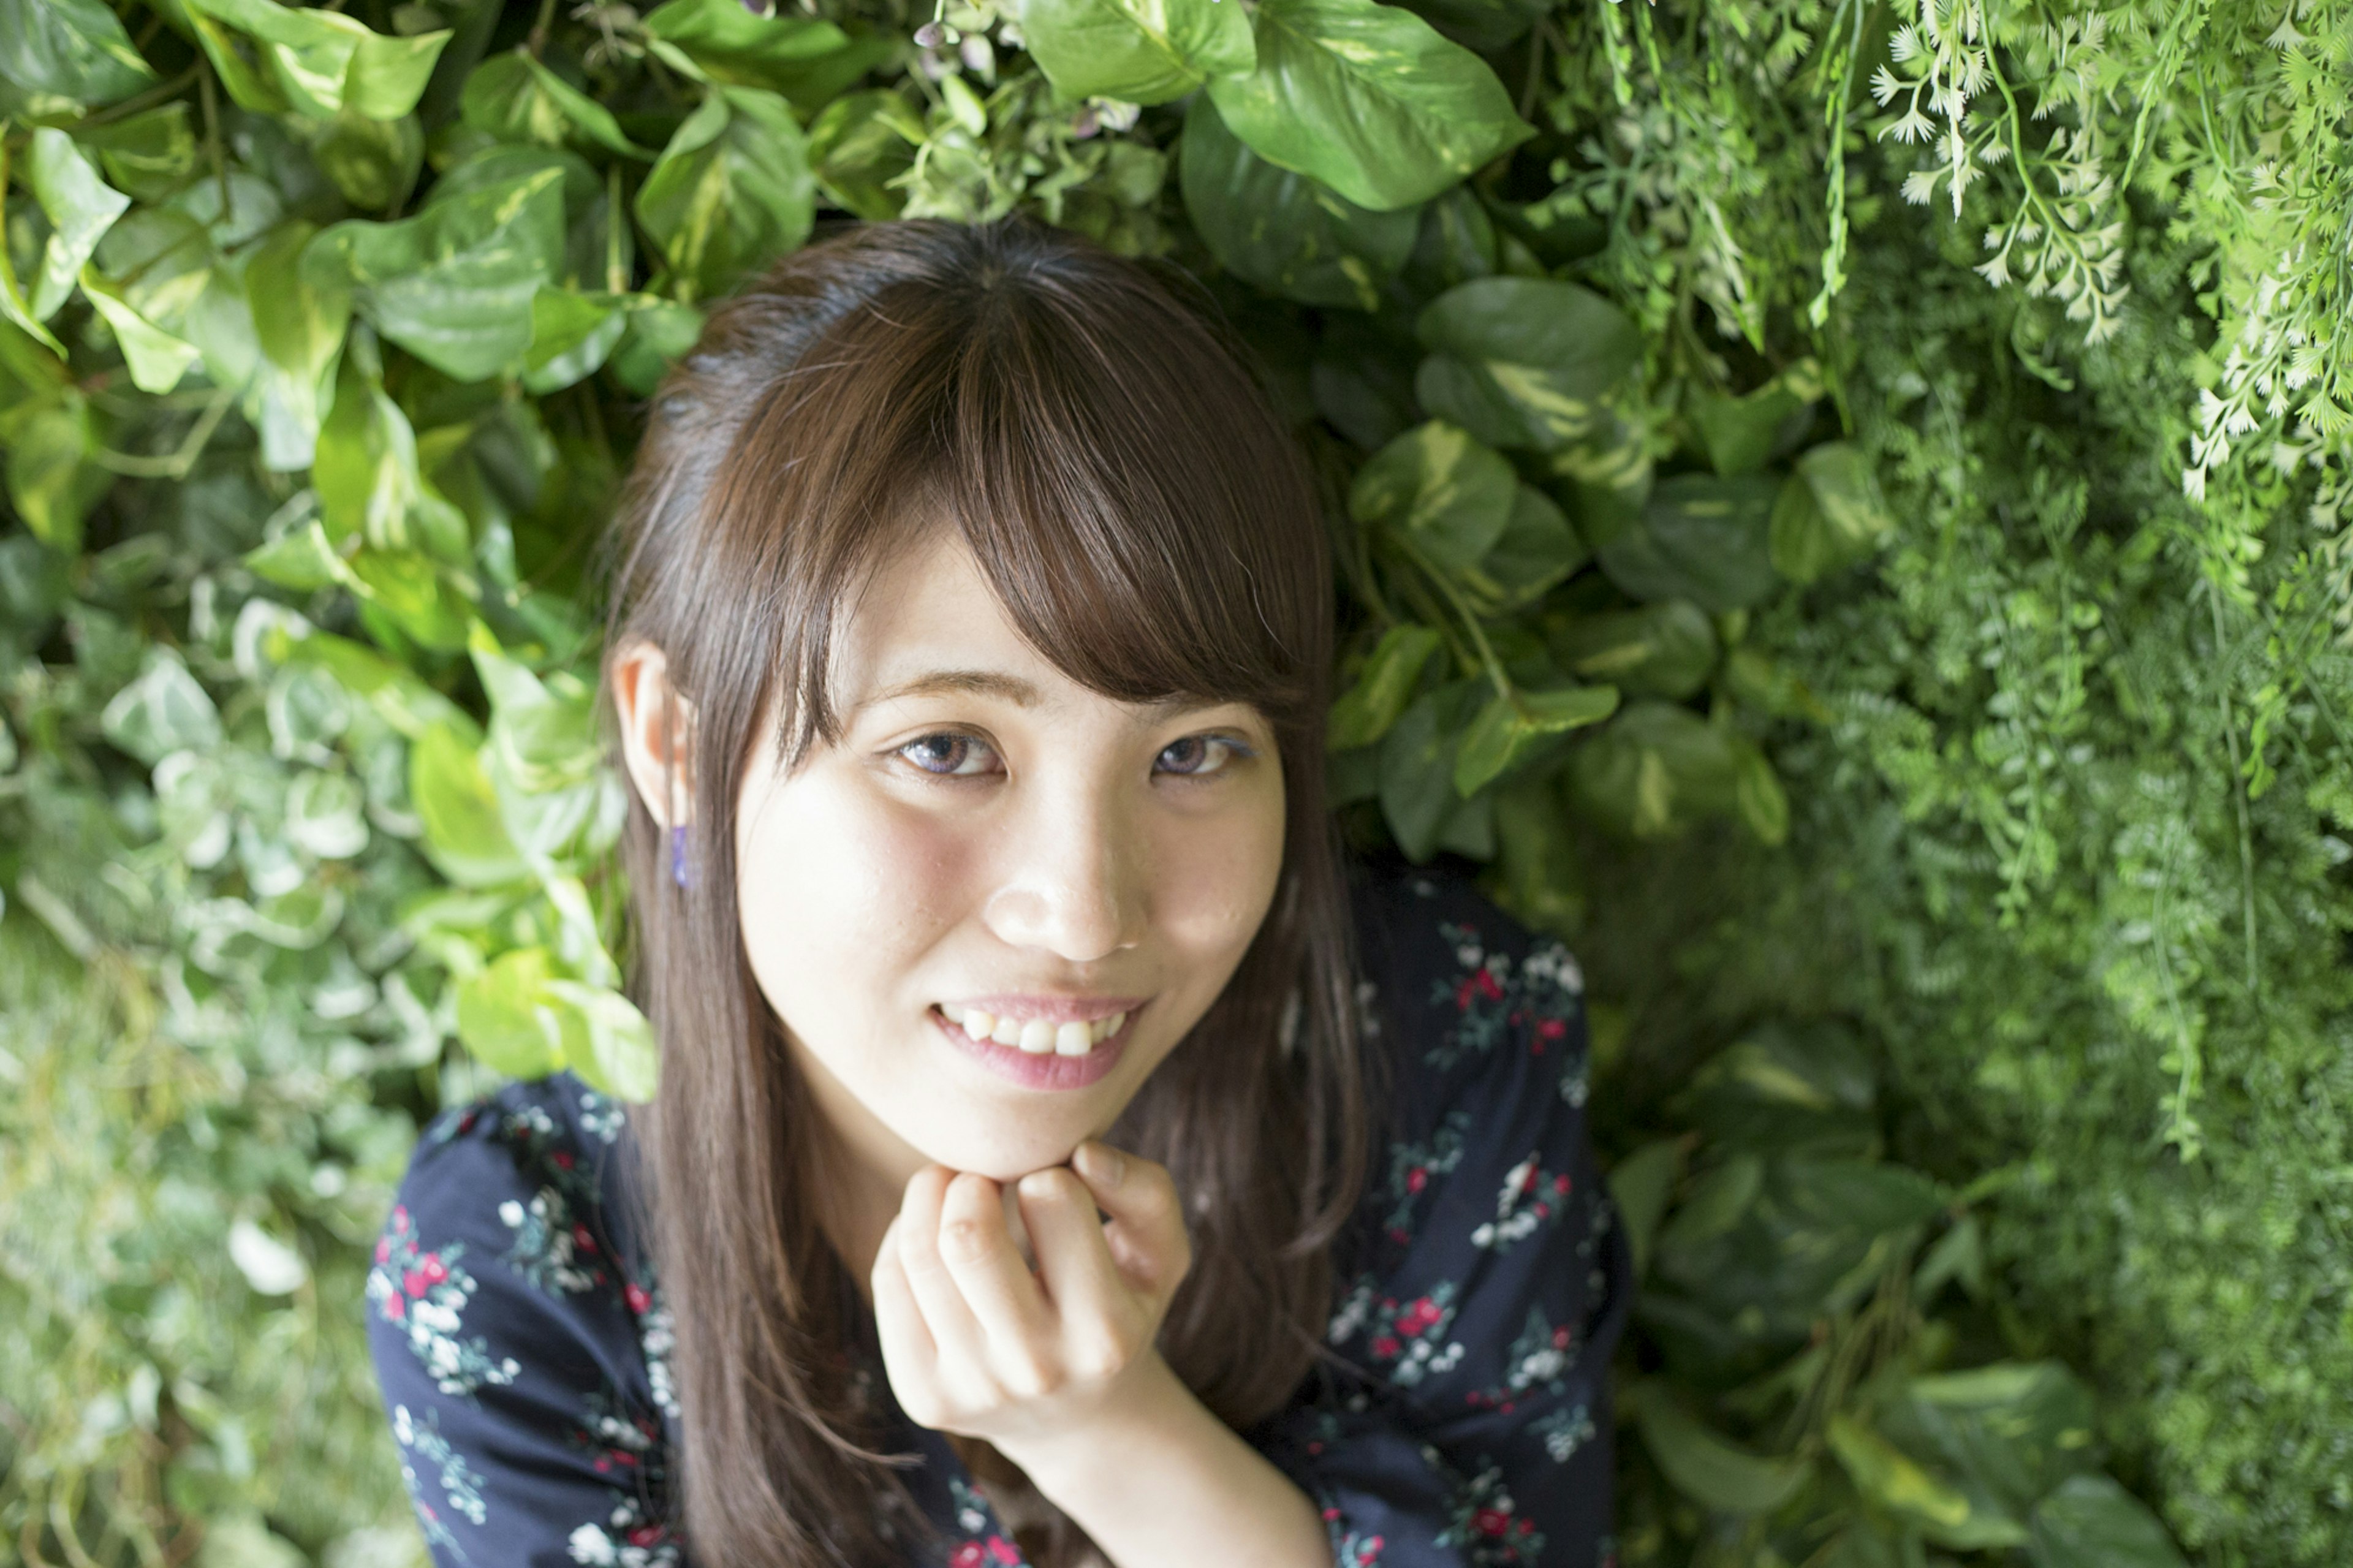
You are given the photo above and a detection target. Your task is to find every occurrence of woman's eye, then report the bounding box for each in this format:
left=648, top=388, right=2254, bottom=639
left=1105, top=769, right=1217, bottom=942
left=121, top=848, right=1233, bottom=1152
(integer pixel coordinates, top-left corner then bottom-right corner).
left=1156, top=735, right=1249, bottom=777
left=897, top=732, right=998, bottom=776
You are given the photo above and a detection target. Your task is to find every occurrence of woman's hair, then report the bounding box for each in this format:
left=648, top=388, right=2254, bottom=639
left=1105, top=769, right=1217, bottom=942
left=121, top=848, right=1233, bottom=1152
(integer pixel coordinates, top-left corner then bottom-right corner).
left=597, top=217, right=1374, bottom=1568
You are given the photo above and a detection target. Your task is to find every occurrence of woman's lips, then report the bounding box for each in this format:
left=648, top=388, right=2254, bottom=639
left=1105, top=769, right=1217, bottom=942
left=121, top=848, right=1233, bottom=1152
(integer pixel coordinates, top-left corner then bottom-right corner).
left=929, top=1002, right=1139, bottom=1091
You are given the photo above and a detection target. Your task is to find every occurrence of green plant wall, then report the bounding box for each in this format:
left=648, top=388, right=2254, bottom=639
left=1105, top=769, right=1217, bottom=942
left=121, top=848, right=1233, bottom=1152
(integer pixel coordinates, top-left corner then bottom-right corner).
left=1, top=0, right=2346, bottom=1565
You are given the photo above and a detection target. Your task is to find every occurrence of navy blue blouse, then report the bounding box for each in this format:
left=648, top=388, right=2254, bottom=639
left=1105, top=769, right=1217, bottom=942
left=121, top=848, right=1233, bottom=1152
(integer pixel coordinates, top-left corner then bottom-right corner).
left=364, top=861, right=1631, bottom=1568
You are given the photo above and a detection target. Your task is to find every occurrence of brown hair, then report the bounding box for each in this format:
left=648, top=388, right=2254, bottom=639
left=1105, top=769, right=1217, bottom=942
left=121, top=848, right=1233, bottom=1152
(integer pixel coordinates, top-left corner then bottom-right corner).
left=597, top=218, right=1375, bottom=1568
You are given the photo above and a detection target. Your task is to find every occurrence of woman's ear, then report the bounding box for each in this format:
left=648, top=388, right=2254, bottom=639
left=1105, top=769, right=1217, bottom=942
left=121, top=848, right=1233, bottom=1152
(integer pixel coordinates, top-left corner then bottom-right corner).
left=611, top=638, right=699, bottom=830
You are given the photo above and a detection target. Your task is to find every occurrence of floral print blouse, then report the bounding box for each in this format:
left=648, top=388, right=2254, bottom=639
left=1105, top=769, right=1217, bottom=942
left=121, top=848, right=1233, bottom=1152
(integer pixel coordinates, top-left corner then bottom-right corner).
left=364, top=858, right=1632, bottom=1568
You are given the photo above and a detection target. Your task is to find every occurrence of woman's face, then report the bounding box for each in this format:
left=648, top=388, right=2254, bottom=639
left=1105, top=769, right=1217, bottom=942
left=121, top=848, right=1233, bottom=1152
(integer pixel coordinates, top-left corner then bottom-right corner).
left=726, top=529, right=1286, bottom=1191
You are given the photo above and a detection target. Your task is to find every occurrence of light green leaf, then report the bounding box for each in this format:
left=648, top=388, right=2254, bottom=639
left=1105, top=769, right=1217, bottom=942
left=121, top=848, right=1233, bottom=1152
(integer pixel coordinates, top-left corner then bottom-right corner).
left=313, top=352, right=464, bottom=559
left=348, top=549, right=471, bottom=652
left=1349, top=420, right=1517, bottom=574
left=1770, top=440, right=1895, bottom=585
left=809, top=89, right=924, bottom=220
left=309, top=105, right=425, bottom=211
left=6, top=400, right=107, bottom=552
left=635, top=86, right=816, bottom=303
left=457, top=947, right=567, bottom=1077
left=1453, top=681, right=1618, bottom=797
left=286, top=769, right=369, bottom=860
left=26, top=129, right=130, bottom=320
left=244, top=514, right=354, bottom=592
left=1415, top=277, right=1643, bottom=450
left=306, top=167, right=566, bottom=381
left=522, top=289, right=631, bottom=393
left=643, top=0, right=857, bottom=100
left=1179, top=95, right=1419, bottom=312
left=78, top=268, right=200, bottom=393
left=411, top=722, right=528, bottom=887
left=544, top=980, right=660, bottom=1100
left=184, top=0, right=448, bottom=119
left=462, top=50, right=655, bottom=159
left=0, top=0, right=156, bottom=110
left=1207, top=0, right=1533, bottom=211
left=1020, top=0, right=1256, bottom=105
left=244, top=221, right=351, bottom=469
left=1627, top=1379, right=1811, bottom=1514
left=1329, top=622, right=1444, bottom=751
left=101, top=650, right=224, bottom=767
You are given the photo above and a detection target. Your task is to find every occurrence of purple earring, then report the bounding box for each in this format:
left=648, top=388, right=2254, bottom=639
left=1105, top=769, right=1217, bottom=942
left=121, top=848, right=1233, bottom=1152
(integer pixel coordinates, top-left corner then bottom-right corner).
left=670, top=824, right=692, bottom=890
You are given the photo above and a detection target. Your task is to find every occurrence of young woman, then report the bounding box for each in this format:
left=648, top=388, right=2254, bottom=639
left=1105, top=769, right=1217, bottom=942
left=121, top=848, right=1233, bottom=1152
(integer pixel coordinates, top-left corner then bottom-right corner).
left=365, top=218, right=1629, bottom=1568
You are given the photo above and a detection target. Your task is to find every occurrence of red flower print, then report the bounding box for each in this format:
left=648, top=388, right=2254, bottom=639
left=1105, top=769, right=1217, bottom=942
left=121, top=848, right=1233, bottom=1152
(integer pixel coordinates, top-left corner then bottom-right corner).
left=1552, top=1327, right=1572, bottom=1349
left=573, top=1224, right=597, bottom=1252
left=384, top=1295, right=404, bottom=1320
left=1406, top=1166, right=1427, bottom=1194
left=1474, top=1507, right=1512, bottom=1536
left=552, top=1151, right=575, bottom=1169
left=374, top=1235, right=391, bottom=1265
left=627, top=1524, right=665, bottom=1547
left=392, top=1205, right=409, bottom=1227
left=1537, top=1017, right=1566, bottom=1040
left=987, top=1537, right=1018, bottom=1564
left=625, top=1282, right=651, bottom=1315
left=1553, top=1173, right=1571, bottom=1193
left=1400, top=1297, right=1442, bottom=1333
left=419, top=1254, right=447, bottom=1285
left=1454, top=969, right=1503, bottom=1009
left=403, top=1270, right=426, bottom=1297
left=952, top=1543, right=985, bottom=1568
left=1371, top=1335, right=1402, bottom=1359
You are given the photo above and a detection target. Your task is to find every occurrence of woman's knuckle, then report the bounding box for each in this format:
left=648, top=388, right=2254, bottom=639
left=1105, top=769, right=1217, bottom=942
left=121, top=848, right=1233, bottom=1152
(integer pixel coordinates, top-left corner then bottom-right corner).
left=939, top=1217, right=991, bottom=1264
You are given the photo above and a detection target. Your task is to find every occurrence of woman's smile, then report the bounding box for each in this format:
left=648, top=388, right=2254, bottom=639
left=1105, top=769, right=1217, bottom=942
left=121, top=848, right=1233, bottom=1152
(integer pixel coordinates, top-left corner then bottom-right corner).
left=928, top=1000, right=1146, bottom=1091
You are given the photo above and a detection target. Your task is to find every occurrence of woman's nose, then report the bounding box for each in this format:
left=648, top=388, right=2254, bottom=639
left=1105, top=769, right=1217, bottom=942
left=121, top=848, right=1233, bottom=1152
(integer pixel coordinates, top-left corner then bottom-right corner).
left=980, top=778, right=1145, bottom=963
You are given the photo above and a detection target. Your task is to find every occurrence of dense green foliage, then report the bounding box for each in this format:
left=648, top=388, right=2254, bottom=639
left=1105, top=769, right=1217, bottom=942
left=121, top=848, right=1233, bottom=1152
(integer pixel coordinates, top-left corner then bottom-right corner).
left=1, top=0, right=2346, bottom=1565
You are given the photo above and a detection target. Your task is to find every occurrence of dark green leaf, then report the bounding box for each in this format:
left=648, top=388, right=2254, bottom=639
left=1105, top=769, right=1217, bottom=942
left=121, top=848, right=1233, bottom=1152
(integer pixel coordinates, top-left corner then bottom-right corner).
left=309, top=105, right=425, bottom=210
left=1889, top=1362, right=2101, bottom=1520
left=810, top=90, right=923, bottom=220
left=2027, top=1475, right=2188, bottom=1568
left=1687, top=360, right=1820, bottom=475
left=1180, top=96, right=1419, bottom=312
left=1830, top=1414, right=2025, bottom=1550
left=78, top=105, right=198, bottom=203
left=1457, top=484, right=1586, bottom=613
left=1329, top=623, right=1444, bottom=750
left=1566, top=699, right=1741, bottom=839
left=1377, top=678, right=1480, bottom=860
left=1607, top=1139, right=1682, bottom=1279
left=1401, top=0, right=1548, bottom=52
left=1731, top=737, right=1787, bottom=846
left=1349, top=420, right=1517, bottom=574
left=1719, top=644, right=1830, bottom=721
left=1415, top=277, right=1642, bottom=449
left=6, top=400, right=107, bottom=553
left=306, top=167, right=566, bottom=381
left=635, top=86, right=816, bottom=303
left=1596, top=473, right=1781, bottom=612
left=1019, top=0, right=1255, bottom=104
left=1547, top=600, right=1717, bottom=700
left=1206, top=0, right=1533, bottom=212
left=1627, top=1379, right=1812, bottom=1514
left=522, top=289, right=630, bottom=393
left=461, top=50, right=654, bottom=160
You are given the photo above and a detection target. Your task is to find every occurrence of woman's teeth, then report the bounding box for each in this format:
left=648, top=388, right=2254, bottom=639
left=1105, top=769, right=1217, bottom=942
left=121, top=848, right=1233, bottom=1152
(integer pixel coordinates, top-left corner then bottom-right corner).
left=939, top=1004, right=1126, bottom=1057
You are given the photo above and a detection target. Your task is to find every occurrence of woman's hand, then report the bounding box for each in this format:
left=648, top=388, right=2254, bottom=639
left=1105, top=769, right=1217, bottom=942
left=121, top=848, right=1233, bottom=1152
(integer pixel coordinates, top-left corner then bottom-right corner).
left=869, top=1140, right=1193, bottom=1463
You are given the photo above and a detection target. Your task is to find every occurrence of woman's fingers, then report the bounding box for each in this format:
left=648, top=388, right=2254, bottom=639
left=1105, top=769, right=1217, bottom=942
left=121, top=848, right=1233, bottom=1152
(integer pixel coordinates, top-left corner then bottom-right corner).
left=893, top=1166, right=989, bottom=1374
left=1069, top=1141, right=1192, bottom=1300
left=935, top=1169, right=1051, bottom=1353
left=868, top=1216, right=941, bottom=1415
left=1015, top=1167, right=1126, bottom=1347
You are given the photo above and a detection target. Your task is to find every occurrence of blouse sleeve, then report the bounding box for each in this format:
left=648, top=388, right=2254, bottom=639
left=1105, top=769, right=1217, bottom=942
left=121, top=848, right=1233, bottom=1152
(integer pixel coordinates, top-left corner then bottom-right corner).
left=1252, top=868, right=1632, bottom=1568
left=364, top=1085, right=686, bottom=1568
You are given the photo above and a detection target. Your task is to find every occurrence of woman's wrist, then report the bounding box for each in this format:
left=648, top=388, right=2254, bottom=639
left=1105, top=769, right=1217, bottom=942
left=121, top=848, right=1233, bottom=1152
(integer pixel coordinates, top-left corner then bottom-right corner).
left=997, top=1349, right=1330, bottom=1568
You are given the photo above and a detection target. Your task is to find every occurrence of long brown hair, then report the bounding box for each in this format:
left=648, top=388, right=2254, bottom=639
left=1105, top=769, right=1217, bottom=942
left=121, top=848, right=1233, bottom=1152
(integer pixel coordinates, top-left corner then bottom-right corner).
left=598, top=218, right=1373, bottom=1568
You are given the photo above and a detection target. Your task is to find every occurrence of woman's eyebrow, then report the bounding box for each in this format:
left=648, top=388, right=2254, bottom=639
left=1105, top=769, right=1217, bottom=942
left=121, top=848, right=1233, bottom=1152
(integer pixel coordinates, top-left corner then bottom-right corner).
left=851, top=669, right=1229, bottom=719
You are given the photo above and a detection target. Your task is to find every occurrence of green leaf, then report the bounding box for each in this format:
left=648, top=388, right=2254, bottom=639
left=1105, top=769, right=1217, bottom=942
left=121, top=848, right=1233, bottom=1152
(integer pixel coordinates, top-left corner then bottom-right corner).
left=1547, top=600, right=1718, bottom=700
left=26, top=129, right=131, bottom=321
left=78, top=105, right=199, bottom=203
left=643, top=0, right=855, bottom=98
left=1349, top=420, right=1517, bottom=574
left=6, top=400, right=107, bottom=552
left=244, top=221, right=352, bottom=469
left=1607, top=1138, right=1683, bottom=1279
left=243, top=514, right=355, bottom=593
left=0, top=0, right=156, bottom=110
left=78, top=268, right=199, bottom=394
left=1020, top=0, right=1256, bottom=105
left=1626, top=1379, right=1811, bottom=1514
left=1687, top=360, right=1821, bottom=477
left=286, top=769, right=369, bottom=860
left=1415, top=277, right=1643, bottom=450
left=1770, top=440, right=1895, bottom=585
left=313, top=352, right=464, bottom=558
left=1400, top=0, right=1548, bottom=53
left=543, top=980, right=661, bottom=1100
left=411, top=722, right=528, bottom=887
left=1453, top=681, right=1618, bottom=796
left=1566, top=700, right=1741, bottom=839
left=1719, top=644, right=1830, bottom=722
left=2026, top=1475, right=2188, bottom=1568
left=1731, top=738, right=1788, bottom=846
left=1329, top=623, right=1444, bottom=750
left=810, top=89, right=923, bottom=220
left=1596, top=474, right=1781, bottom=612
left=100, top=650, right=223, bottom=767
left=521, top=289, right=630, bottom=393
left=462, top=50, right=655, bottom=160
left=1889, top=1362, right=2101, bottom=1520
left=1829, top=1413, right=2023, bottom=1548
left=1180, top=96, right=1419, bottom=313
left=457, top=947, right=567, bottom=1077
left=1377, top=678, right=1480, bottom=860
left=309, top=105, right=425, bottom=211
left=1206, top=0, right=1533, bottom=212
left=348, top=549, right=471, bottom=651
left=306, top=167, right=566, bottom=381
left=635, top=86, right=816, bottom=303
left=1456, top=483, right=1586, bottom=614
left=184, top=0, right=449, bottom=120
left=608, top=297, right=706, bottom=395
